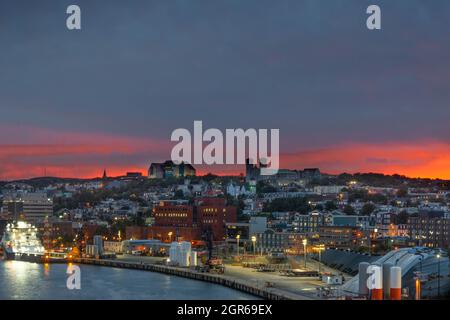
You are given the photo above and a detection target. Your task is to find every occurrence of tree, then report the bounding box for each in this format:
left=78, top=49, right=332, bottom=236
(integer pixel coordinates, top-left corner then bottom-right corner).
left=256, top=181, right=277, bottom=194
left=396, top=188, right=408, bottom=197
left=325, top=201, right=337, bottom=211
left=315, top=204, right=324, bottom=211
left=360, top=203, right=376, bottom=215
left=263, top=197, right=311, bottom=214
left=343, top=205, right=355, bottom=215
left=173, top=189, right=185, bottom=199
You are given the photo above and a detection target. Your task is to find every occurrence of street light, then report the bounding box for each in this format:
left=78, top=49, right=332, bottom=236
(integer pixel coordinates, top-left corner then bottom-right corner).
left=437, top=253, right=441, bottom=299
left=168, top=232, right=173, bottom=243
left=302, top=238, right=308, bottom=269
left=315, top=244, right=325, bottom=274
left=251, top=236, right=256, bottom=256
left=236, top=234, right=240, bottom=256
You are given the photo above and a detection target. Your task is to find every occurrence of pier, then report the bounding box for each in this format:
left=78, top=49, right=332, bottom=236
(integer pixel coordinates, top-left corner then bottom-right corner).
left=73, top=258, right=309, bottom=300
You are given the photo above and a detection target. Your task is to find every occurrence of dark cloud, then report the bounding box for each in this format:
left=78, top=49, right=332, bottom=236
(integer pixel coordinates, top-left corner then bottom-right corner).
left=0, top=0, right=449, bottom=177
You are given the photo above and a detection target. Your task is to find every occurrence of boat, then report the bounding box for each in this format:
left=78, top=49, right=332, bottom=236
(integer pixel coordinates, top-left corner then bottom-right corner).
left=1, top=221, right=46, bottom=263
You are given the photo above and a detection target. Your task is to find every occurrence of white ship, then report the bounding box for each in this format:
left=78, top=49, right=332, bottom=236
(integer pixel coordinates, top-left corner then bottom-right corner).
left=1, top=221, right=45, bottom=262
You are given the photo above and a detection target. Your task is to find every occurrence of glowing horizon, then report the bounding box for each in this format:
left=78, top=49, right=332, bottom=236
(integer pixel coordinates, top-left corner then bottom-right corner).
left=1, top=139, right=448, bottom=181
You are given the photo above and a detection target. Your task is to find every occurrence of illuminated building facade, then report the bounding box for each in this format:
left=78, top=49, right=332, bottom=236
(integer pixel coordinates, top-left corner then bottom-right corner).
left=148, top=161, right=196, bottom=179
left=148, top=198, right=237, bottom=242
left=1, top=193, right=53, bottom=223
left=407, top=212, right=450, bottom=249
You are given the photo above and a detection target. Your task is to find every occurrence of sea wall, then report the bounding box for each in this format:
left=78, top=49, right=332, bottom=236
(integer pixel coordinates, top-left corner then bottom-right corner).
left=74, top=258, right=299, bottom=300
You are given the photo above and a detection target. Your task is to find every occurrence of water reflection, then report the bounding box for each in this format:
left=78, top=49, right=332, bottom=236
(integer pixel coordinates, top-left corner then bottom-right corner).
left=0, top=260, right=256, bottom=300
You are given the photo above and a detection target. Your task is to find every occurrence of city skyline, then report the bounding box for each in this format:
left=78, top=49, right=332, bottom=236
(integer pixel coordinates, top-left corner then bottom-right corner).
left=1, top=0, right=449, bottom=180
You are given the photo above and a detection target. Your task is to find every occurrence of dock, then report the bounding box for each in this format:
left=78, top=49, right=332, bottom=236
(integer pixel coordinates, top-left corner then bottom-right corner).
left=73, top=258, right=309, bottom=300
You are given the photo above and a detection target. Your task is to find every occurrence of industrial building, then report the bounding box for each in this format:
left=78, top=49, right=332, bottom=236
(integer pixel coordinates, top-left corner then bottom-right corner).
left=147, top=198, right=237, bottom=242
left=341, top=247, right=450, bottom=299
left=1, top=192, right=53, bottom=222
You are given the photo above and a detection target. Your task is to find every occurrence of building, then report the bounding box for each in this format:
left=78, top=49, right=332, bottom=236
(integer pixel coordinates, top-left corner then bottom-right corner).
left=373, top=211, right=394, bottom=236
left=302, top=168, right=321, bottom=180
left=317, top=226, right=360, bottom=249
left=150, top=201, right=200, bottom=242
left=148, top=198, right=237, bottom=242
left=195, top=198, right=237, bottom=241
left=332, top=215, right=372, bottom=230
left=2, top=192, right=53, bottom=222
left=226, top=222, right=250, bottom=241
left=313, top=185, right=346, bottom=195
left=255, top=230, right=304, bottom=254
left=125, top=226, right=149, bottom=240
left=294, top=212, right=325, bottom=233
left=126, top=172, right=143, bottom=178
left=407, top=211, right=450, bottom=249
left=148, top=161, right=196, bottom=179
left=245, top=158, right=263, bottom=182
left=104, top=241, right=122, bottom=253
left=249, top=216, right=267, bottom=236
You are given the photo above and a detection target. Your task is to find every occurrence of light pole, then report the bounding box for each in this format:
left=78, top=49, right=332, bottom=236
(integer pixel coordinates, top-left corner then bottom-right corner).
left=236, top=234, right=240, bottom=257
left=437, top=254, right=441, bottom=299
left=369, top=228, right=378, bottom=256
left=316, top=244, right=325, bottom=274
left=302, top=238, right=308, bottom=269
left=251, top=236, right=256, bottom=256
left=168, top=232, right=173, bottom=243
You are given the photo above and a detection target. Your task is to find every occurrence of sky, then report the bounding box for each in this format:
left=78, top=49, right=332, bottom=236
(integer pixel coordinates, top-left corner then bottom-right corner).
left=0, top=0, right=449, bottom=180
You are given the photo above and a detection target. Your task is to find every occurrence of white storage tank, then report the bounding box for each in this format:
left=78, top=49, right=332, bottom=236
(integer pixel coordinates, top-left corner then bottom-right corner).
left=180, top=241, right=191, bottom=252
left=190, top=251, right=197, bottom=267
left=180, top=250, right=190, bottom=267
left=92, top=245, right=99, bottom=257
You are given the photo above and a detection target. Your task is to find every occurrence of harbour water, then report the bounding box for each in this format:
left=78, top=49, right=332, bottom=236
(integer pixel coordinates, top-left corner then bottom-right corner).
left=0, top=260, right=256, bottom=300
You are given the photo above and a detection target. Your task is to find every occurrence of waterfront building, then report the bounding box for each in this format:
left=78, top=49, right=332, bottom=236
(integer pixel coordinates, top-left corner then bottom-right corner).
left=93, top=235, right=104, bottom=254
left=1, top=192, right=53, bottom=223
left=148, top=198, right=237, bottom=242
left=104, top=240, right=122, bottom=253
left=195, top=198, right=237, bottom=241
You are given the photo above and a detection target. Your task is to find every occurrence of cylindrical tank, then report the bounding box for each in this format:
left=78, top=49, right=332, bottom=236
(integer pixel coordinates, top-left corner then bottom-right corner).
left=180, top=241, right=191, bottom=252
left=190, top=251, right=197, bottom=267
left=390, top=266, right=402, bottom=300
left=169, top=247, right=176, bottom=264
left=180, top=249, right=190, bottom=267
left=383, top=263, right=393, bottom=300
left=93, top=245, right=99, bottom=257
left=358, top=262, right=370, bottom=297
left=368, top=264, right=383, bottom=300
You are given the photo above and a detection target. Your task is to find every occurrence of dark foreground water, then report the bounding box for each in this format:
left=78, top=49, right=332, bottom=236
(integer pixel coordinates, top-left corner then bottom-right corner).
left=0, top=260, right=256, bottom=300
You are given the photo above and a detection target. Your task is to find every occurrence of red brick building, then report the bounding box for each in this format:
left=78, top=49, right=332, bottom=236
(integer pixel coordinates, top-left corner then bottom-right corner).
left=147, top=198, right=237, bottom=242
left=125, top=225, right=149, bottom=240
left=195, top=198, right=237, bottom=241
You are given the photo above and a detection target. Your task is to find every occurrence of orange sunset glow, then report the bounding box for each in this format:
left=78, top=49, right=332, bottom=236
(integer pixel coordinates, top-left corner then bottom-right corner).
left=0, top=137, right=448, bottom=180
